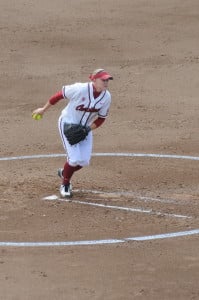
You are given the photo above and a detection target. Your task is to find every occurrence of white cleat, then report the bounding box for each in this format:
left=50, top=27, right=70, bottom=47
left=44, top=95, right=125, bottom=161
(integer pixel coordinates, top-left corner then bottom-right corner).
left=59, top=183, right=73, bottom=198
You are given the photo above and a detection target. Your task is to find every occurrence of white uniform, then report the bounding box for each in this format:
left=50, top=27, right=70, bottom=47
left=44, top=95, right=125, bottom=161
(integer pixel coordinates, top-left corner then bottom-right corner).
left=58, top=82, right=111, bottom=167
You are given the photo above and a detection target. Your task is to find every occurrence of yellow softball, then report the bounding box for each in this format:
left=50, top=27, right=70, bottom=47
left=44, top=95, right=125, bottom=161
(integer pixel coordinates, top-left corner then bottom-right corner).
left=32, top=113, right=42, bottom=120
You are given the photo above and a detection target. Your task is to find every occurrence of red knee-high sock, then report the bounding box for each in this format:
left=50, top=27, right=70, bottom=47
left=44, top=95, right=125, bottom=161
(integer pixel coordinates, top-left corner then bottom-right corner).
left=63, top=162, right=82, bottom=185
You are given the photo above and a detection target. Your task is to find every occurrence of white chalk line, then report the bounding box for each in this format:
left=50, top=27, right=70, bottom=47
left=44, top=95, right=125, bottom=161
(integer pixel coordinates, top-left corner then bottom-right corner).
left=74, top=189, right=179, bottom=204
left=75, top=189, right=199, bottom=206
left=43, top=195, right=191, bottom=219
left=1, top=229, right=199, bottom=247
left=0, top=151, right=198, bottom=247
left=0, top=152, right=199, bottom=161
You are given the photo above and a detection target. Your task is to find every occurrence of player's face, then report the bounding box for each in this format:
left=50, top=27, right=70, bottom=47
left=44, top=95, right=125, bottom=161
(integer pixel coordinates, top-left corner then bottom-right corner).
left=94, top=78, right=109, bottom=91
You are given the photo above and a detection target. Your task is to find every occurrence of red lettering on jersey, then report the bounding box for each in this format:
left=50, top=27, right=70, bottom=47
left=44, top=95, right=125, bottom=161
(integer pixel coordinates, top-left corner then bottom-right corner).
left=76, top=104, right=100, bottom=113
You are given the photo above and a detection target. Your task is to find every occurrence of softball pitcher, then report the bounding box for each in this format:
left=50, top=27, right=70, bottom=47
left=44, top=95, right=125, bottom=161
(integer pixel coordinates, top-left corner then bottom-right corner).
left=32, top=68, right=113, bottom=197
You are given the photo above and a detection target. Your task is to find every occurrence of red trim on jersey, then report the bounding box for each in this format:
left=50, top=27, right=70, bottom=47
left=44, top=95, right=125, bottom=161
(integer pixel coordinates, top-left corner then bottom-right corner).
left=49, top=91, right=63, bottom=105
left=93, top=117, right=105, bottom=128
left=92, top=84, right=101, bottom=99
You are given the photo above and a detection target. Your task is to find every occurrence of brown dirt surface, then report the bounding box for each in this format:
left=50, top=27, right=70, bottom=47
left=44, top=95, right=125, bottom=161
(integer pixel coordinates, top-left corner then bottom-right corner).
left=0, top=0, right=199, bottom=299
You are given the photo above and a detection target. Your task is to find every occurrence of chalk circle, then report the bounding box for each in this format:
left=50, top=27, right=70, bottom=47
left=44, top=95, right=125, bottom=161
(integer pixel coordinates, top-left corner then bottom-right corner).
left=0, top=152, right=199, bottom=161
left=0, top=152, right=198, bottom=247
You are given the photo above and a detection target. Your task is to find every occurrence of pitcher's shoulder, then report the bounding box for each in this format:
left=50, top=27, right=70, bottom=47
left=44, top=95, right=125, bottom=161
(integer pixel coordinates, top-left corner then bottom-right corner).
left=106, top=89, right=111, bottom=100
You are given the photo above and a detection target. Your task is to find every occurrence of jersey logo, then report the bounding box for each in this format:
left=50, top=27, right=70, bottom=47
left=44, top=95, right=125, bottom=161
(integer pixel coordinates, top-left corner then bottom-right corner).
left=76, top=104, right=100, bottom=113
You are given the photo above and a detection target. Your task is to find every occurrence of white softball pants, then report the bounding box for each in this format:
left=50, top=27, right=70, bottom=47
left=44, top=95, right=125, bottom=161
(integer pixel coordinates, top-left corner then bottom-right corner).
left=58, top=116, right=93, bottom=167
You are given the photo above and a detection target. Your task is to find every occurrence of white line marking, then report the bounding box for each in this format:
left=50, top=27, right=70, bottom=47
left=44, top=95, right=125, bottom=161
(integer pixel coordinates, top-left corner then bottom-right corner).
left=126, top=229, right=199, bottom=241
left=0, top=152, right=199, bottom=161
left=0, top=229, right=199, bottom=247
left=43, top=196, right=191, bottom=219
left=74, top=189, right=178, bottom=204
left=93, top=153, right=199, bottom=161
left=43, top=195, right=58, bottom=200
left=137, top=195, right=177, bottom=204
left=0, top=152, right=198, bottom=247
left=0, top=239, right=124, bottom=247
left=43, top=191, right=177, bottom=205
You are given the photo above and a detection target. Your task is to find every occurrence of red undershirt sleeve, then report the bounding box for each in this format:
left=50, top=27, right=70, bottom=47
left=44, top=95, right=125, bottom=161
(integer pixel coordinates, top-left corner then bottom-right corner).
left=49, top=91, right=64, bottom=105
left=93, top=117, right=105, bottom=128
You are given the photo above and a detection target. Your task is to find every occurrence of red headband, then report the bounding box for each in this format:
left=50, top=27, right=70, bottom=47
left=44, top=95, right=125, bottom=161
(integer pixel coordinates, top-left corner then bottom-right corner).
left=89, top=71, right=113, bottom=81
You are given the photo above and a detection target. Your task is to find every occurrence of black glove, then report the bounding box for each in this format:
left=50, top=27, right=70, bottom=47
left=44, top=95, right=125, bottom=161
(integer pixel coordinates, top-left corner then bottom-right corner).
left=64, top=123, right=91, bottom=146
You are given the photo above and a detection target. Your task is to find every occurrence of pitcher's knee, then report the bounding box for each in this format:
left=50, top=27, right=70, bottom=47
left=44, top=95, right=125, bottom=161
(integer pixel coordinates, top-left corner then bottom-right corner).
left=79, top=160, right=90, bottom=167
left=68, top=158, right=90, bottom=167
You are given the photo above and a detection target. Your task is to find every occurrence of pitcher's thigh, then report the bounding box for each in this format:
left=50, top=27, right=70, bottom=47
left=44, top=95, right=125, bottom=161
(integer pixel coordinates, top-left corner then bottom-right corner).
left=78, top=133, right=93, bottom=166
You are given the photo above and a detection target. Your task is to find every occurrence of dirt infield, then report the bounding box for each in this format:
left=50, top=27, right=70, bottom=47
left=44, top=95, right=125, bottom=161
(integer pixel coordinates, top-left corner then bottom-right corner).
left=0, top=0, right=199, bottom=299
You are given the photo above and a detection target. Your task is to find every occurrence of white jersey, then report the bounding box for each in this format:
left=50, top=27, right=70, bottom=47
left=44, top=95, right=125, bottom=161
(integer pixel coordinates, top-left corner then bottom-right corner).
left=60, top=82, right=111, bottom=126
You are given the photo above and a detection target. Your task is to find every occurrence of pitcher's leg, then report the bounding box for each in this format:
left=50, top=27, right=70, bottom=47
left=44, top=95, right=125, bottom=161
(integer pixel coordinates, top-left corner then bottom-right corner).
left=62, top=163, right=82, bottom=185
left=58, top=117, right=86, bottom=197
left=78, top=132, right=93, bottom=166
left=58, top=116, right=81, bottom=165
